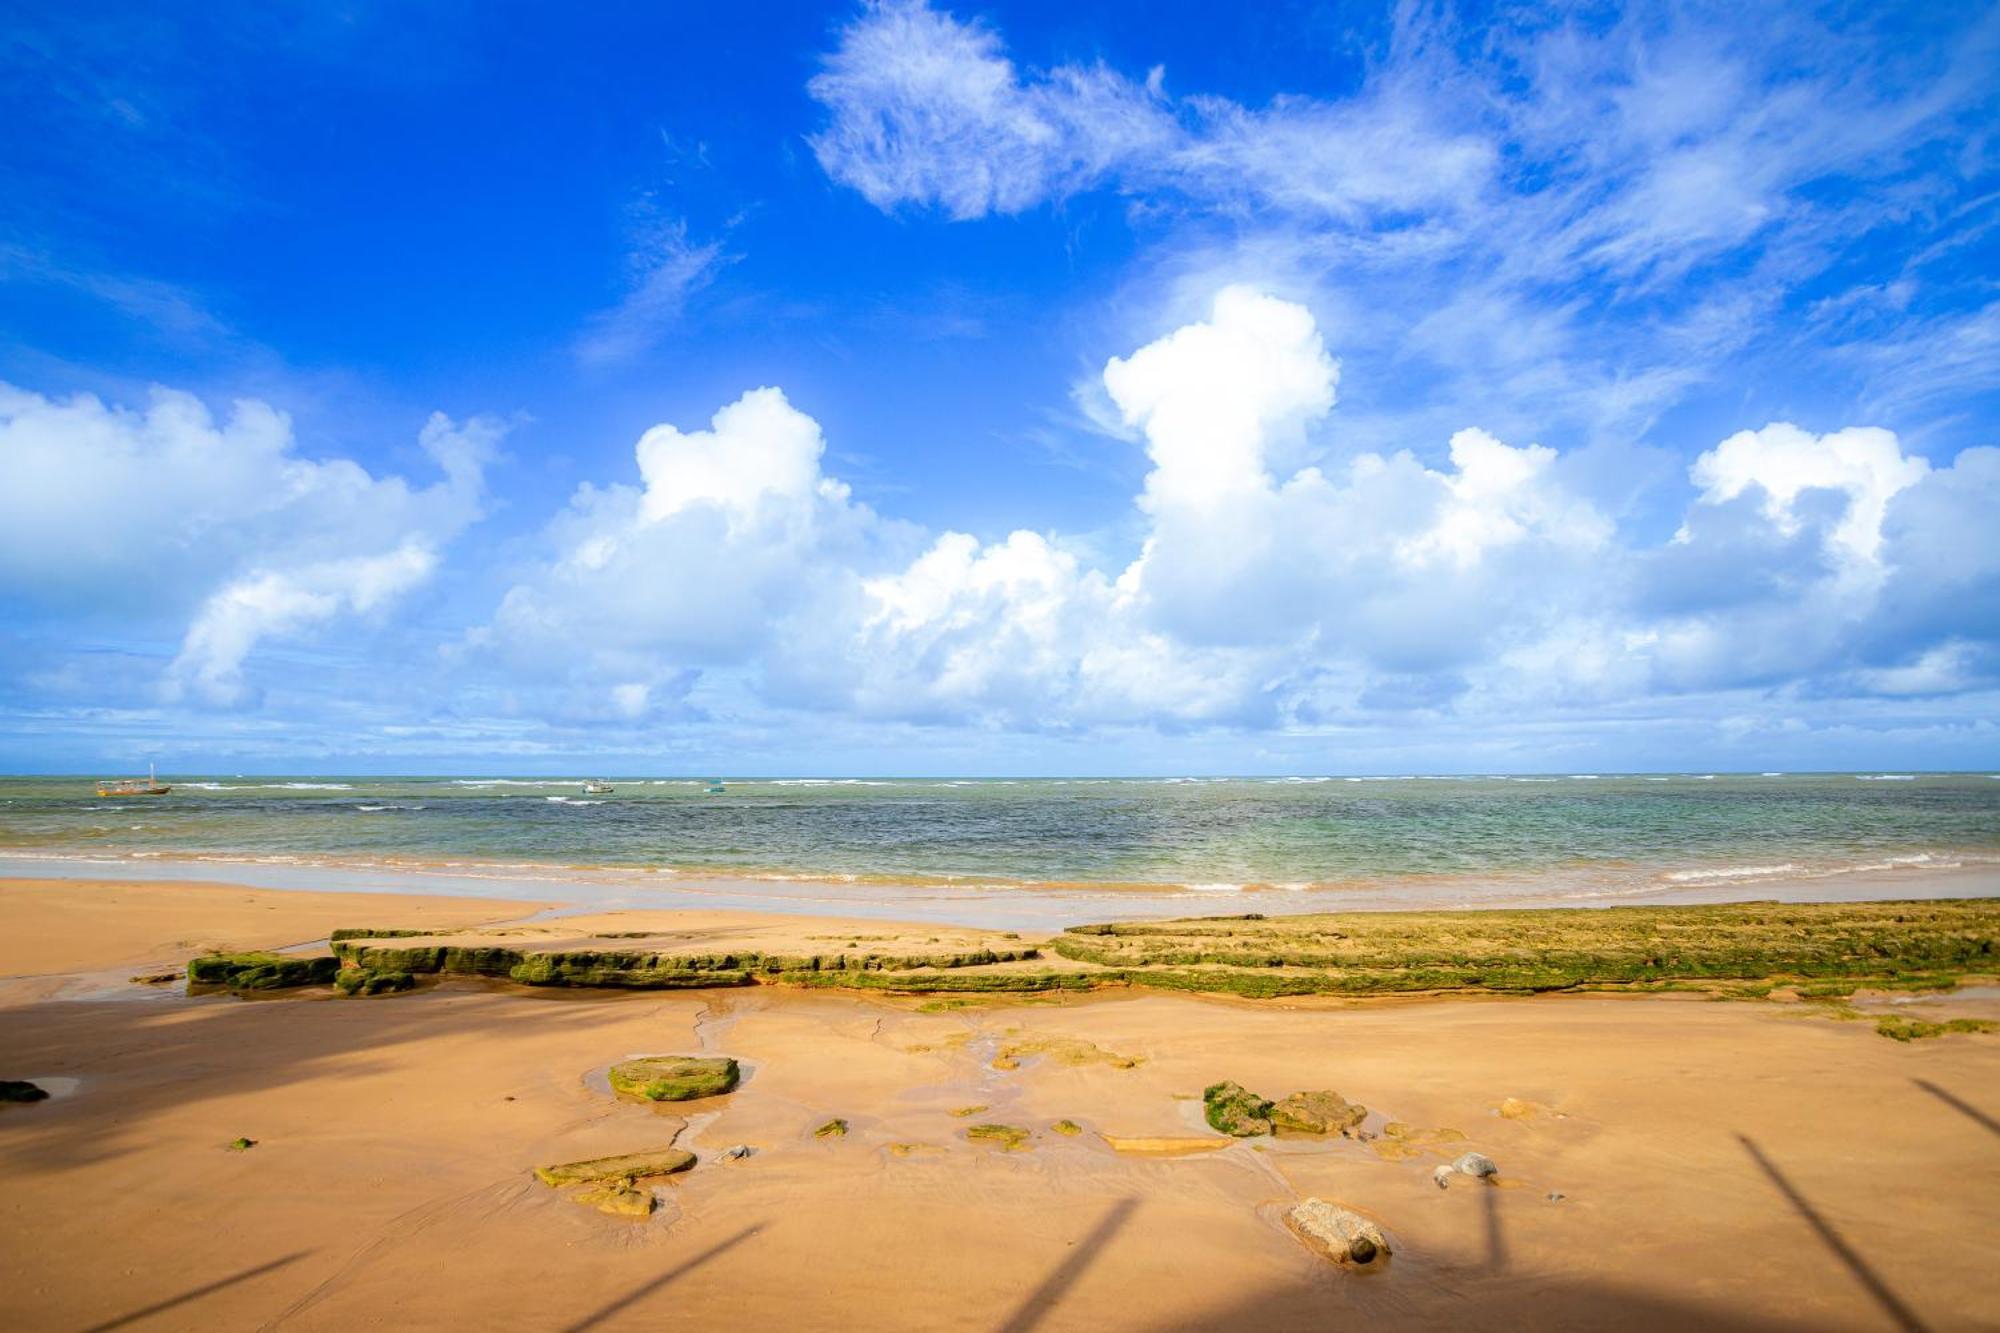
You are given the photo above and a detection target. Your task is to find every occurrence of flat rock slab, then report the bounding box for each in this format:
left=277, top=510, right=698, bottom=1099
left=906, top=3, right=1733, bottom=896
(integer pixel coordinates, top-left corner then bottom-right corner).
left=533, top=1149, right=696, bottom=1187
left=608, top=1056, right=739, bottom=1102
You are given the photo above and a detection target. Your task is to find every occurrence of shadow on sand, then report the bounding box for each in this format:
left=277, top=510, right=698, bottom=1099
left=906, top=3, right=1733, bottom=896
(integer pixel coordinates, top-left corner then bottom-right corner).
left=995, top=1196, right=1140, bottom=1333
left=560, top=1224, right=766, bottom=1332
left=81, top=1251, right=312, bottom=1332
left=1735, top=1132, right=1927, bottom=1333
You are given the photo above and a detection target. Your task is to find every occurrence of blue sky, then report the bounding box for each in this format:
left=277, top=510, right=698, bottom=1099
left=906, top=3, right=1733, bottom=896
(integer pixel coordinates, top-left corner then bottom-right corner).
left=1, top=0, right=1997, bottom=775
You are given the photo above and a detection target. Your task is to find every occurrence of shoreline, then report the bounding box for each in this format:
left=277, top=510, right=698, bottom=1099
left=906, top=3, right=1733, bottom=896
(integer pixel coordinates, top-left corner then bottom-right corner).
left=1, top=849, right=1995, bottom=932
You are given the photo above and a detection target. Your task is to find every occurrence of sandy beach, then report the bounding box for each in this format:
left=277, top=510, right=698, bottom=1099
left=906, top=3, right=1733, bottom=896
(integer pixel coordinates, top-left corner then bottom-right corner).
left=1, top=876, right=1997, bottom=1331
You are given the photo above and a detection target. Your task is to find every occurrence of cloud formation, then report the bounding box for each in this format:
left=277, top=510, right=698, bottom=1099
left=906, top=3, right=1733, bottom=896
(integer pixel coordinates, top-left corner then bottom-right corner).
left=0, top=383, right=496, bottom=703
left=481, top=287, right=1992, bottom=737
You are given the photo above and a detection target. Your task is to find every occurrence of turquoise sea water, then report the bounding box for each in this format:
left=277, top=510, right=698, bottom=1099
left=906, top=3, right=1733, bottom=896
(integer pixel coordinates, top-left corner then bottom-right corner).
left=1, top=774, right=1996, bottom=907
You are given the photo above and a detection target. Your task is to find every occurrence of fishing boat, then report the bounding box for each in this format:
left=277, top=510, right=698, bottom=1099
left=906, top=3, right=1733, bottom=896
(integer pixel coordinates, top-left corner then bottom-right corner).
left=581, top=780, right=614, bottom=795
left=96, top=763, right=170, bottom=797
left=704, top=778, right=726, bottom=795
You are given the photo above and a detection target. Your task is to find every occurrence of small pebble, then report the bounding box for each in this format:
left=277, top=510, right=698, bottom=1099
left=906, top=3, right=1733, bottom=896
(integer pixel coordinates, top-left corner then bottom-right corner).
left=721, top=1144, right=751, bottom=1160
left=1546, top=1191, right=1565, bottom=1202
left=1432, top=1165, right=1455, bottom=1189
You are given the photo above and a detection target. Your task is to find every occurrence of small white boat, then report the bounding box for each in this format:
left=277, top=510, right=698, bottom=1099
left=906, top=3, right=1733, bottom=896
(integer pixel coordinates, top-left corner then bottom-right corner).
left=582, top=780, right=614, bottom=796
left=96, top=763, right=170, bottom=797
left=704, top=779, right=726, bottom=795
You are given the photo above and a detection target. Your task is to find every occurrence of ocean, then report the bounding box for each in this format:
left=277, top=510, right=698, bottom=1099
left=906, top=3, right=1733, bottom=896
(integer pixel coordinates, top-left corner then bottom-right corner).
left=3, top=773, right=1997, bottom=922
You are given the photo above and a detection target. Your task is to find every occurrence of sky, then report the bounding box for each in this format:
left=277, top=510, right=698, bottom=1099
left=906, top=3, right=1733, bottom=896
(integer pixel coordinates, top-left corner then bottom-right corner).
left=1, top=0, right=1997, bottom=776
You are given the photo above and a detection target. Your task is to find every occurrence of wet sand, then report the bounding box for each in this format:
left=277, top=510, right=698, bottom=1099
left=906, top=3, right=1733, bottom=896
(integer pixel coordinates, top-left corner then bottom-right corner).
left=0, top=877, right=554, bottom=981
left=1, top=879, right=1997, bottom=1330
left=3, top=854, right=1996, bottom=933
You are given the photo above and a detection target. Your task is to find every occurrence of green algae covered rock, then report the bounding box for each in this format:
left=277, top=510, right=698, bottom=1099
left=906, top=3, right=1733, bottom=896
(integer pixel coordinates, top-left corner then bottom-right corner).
left=533, top=1149, right=696, bottom=1187
left=1271, top=1090, right=1367, bottom=1137
left=333, top=968, right=417, bottom=997
left=187, top=953, right=339, bottom=991
left=1, top=1080, right=50, bottom=1103
left=334, top=942, right=525, bottom=976
left=966, top=1123, right=1032, bottom=1151
left=1203, top=1081, right=1275, bottom=1137
left=509, top=953, right=756, bottom=989
left=608, top=1056, right=740, bottom=1102
left=814, top=1118, right=849, bottom=1138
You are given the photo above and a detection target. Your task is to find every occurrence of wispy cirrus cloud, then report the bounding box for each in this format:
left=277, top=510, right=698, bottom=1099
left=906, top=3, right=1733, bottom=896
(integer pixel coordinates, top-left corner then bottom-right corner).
left=575, top=214, right=735, bottom=366
left=808, top=1, right=2000, bottom=458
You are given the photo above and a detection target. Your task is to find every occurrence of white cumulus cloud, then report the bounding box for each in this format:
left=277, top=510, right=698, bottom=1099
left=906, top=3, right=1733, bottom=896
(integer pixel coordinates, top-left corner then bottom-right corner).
left=0, top=382, right=497, bottom=703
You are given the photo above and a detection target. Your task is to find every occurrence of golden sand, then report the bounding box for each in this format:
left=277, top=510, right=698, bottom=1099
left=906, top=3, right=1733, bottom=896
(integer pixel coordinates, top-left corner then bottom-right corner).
left=1, top=877, right=1996, bottom=1330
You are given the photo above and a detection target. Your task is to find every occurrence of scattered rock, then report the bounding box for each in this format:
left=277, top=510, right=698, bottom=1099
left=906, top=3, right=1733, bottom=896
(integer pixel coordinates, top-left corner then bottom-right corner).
left=1, top=1080, right=49, bottom=1104
left=1271, top=1090, right=1367, bottom=1137
left=534, top=1149, right=695, bottom=1187
left=1203, top=1081, right=1275, bottom=1137
left=1546, top=1191, right=1565, bottom=1202
left=814, top=1118, right=849, bottom=1139
left=721, top=1144, right=751, bottom=1160
left=949, top=1104, right=990, bottom=1118
left=1287, top=1198, right=1392, bottom=1266
left=1432, top=1165, right=1456, bottom=1189
left=1451, top=1151, right=1498, bottom=1179
left=129, top=971, right=182, bottom=986
left=965, top=1123, right=1031, bottom=1151
left=1050, top=1119, right=1082, bottom=1136
left=226, top=1136, right=257, bottom=1152
left=572, top=1179, right=654, bottom=1218
left=608, top=1056, right=739, bottom=1103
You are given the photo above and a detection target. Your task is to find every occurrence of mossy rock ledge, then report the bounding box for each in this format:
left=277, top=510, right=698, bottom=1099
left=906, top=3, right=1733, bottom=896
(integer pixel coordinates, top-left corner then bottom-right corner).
left=333, top=968, right=417, bottom=997
left=187, top=953, right=339, bottom=992
left=608, top=1056, right=740, bottom=1102
left=533, top=1149, right=697, bottom=1187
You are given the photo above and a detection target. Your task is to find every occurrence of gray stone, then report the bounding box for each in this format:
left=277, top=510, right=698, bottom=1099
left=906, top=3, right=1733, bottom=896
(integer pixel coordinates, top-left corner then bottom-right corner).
left=1432, top=1164, right=1456, bottom=1189
left=1451, top=1151, right=1498, bottom=1179
left=721, top=1144, right=751, bottom=1160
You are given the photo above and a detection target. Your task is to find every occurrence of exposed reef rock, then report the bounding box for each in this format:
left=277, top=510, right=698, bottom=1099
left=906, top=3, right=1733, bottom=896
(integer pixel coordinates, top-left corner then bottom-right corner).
left=1, top=1080, right=50, bottom=1103
left=533, top=1149, right=695, bottom=1187
left=331, top=935, right=1038, bottom=993
left=252, top=898, right=2000, bottom=1004
left=1287, top=1199, right=1391, bottom=1266
left=1203, top=1081, right=1275, bottom=1136
left=814, top=1118, right=849, bottom=1138
left=187, top=953, right=339, bottom=991
left=608, top=1056, right=740, bottom=1102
